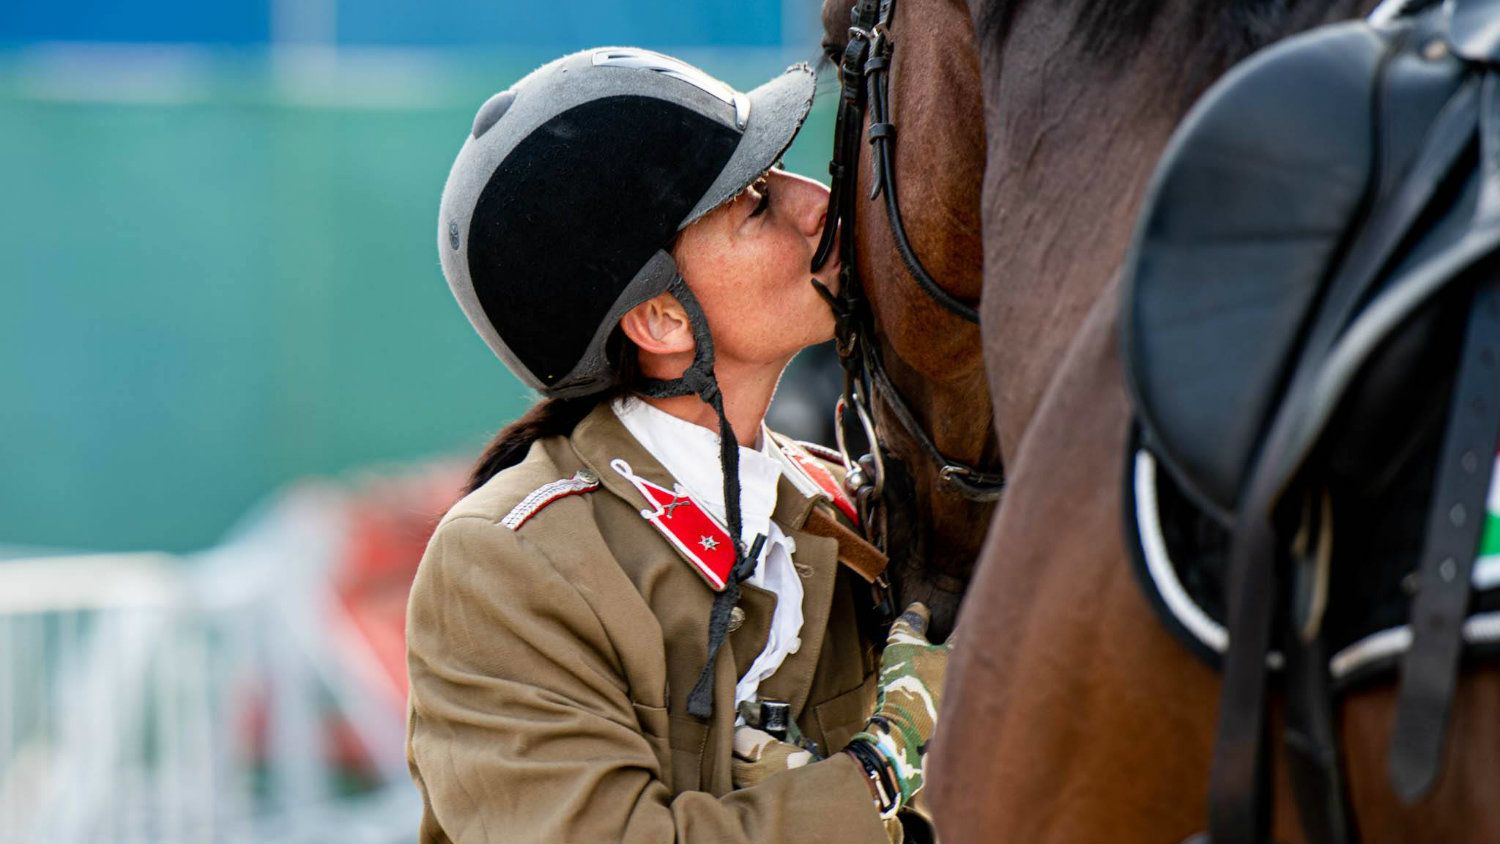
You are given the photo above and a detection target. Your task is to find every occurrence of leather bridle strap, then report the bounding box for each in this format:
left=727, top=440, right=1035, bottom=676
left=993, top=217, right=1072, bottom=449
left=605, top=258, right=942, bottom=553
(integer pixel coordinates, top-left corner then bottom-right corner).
left=864, top=351, right=1006, bottom=499
left=811, top=0, right=877, bottom=273
left=863, top=20, right=981, bottom=324
left=812, top=0, right=1003, bottom=506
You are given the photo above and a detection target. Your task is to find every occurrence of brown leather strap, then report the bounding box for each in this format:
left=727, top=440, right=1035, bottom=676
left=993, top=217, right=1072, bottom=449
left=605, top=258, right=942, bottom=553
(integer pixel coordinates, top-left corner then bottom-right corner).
left=803, top=506, right=889, bottom=583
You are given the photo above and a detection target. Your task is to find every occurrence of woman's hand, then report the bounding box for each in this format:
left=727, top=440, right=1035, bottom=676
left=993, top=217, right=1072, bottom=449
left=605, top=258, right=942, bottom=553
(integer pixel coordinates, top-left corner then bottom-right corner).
left=731, top=725, right=815, bottom=789
left=844, top=602, right=951, bottom=814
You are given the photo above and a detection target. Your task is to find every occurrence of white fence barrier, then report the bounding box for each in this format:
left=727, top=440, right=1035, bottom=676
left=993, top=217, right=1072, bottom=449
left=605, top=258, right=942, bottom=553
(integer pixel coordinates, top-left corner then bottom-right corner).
left=0, top=486, right=420, bottom=844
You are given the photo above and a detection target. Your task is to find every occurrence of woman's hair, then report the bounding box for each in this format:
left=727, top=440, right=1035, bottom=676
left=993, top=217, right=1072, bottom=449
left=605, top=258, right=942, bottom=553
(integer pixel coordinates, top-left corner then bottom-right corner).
left=466, top=330, right=641, bottom=493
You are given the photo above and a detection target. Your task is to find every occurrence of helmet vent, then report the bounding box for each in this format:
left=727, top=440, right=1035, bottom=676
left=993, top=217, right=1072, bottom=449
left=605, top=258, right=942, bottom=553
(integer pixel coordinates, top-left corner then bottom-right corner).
left=472, top=90, right=516, bottom=139
left=591, top=49, right=749, bottom=129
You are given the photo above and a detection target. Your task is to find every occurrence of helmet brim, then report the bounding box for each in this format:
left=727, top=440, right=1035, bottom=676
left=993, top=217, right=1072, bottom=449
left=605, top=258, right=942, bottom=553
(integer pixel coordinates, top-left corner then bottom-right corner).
left=679, top=63, right=818, bottom=228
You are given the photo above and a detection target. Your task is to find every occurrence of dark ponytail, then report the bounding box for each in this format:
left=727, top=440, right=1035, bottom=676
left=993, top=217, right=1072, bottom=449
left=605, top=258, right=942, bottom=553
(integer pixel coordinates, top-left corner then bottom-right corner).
left=466, top=397, right=596, bottom=492
left=466, top=332, right=640, bottom=493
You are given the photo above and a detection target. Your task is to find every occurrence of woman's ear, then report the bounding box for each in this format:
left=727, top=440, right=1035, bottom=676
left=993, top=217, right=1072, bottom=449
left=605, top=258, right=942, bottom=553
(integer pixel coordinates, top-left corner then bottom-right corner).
left=619, top=292, right=696, bottom=356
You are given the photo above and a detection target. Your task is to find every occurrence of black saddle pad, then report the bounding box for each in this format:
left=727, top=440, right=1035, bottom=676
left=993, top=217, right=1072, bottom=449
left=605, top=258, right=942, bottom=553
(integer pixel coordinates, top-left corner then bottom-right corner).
left=1123, top=437, right=1500, bottom=687
left=1120, top=4, right=1500, bottom=679
left=1123, top=16, right=1474, bottom=519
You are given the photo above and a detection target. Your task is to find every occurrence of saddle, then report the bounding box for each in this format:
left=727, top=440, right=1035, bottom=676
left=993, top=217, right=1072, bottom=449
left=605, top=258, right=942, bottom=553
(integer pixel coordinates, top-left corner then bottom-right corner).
left=1121, top=1, right=1500, bottom=842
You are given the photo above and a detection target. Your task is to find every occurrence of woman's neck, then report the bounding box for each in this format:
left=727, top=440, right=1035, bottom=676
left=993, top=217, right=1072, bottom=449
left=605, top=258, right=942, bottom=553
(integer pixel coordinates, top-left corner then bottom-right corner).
left=637, top=357, right=784, bottom=447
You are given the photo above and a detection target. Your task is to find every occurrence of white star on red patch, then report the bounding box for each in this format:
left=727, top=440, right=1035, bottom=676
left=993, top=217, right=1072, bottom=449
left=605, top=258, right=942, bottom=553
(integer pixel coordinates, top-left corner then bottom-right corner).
left=698, top=535, right=720, bottom=551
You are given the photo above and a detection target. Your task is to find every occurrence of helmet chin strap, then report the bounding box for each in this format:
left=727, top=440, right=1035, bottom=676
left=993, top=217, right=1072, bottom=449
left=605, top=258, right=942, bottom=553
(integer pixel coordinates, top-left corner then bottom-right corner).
left=636, top=274, right=766, bottom=720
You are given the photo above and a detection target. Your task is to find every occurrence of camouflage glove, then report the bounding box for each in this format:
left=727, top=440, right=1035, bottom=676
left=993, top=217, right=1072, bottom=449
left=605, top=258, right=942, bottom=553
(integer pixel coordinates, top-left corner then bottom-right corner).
left=731, top=725, right=814, bottom=789
left=845, top=602, right=950, bottom=815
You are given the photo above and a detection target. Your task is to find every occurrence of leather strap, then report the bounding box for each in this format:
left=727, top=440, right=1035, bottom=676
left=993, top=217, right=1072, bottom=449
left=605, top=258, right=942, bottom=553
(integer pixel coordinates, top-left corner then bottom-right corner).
left=1388, top=275, right=1500, bottom=800
left=638, top=276, right=759, bottom=721
left=811, top=0, right=1004, bottom=510
left=1282, top=628, right=1353, bottom=843
left=1293, top=75, right=1481, bottom=397
left=863, top=47, right=981, bottom=324
left=1205, top=494, right=1279, bottom=844
left=865, top=346, right=1007, bottom=500
left=1388, top=71, right=1500, bottom=802
left=803, top=505, right=890, bottom=583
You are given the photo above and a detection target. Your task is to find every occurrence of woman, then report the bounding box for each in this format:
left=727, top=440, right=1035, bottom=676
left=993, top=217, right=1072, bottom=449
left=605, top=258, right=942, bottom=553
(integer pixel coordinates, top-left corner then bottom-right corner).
left=407, top=48, right=947, bottom=844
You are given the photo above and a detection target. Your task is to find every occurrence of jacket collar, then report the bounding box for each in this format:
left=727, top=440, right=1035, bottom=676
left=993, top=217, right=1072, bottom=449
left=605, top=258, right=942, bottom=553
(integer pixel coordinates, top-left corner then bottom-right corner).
left=572, top=403, right=825, bottom=540
left=611, top=397, right=783, bottom=548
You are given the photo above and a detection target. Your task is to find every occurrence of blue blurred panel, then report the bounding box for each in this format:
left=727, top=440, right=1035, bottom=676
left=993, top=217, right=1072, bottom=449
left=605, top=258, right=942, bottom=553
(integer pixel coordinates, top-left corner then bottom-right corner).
left=1, top=0, right=270, bottom=44
left=0, top=50, right=834, bottom=553
left=1, top=0, right=784, bottom=47
left=340, top=0, right=783, bottom=47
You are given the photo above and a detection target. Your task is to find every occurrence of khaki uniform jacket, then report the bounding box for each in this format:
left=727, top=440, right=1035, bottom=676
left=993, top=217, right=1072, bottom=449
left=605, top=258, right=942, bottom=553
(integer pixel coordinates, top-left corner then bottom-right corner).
left=406, top=404, right=890, bottom=844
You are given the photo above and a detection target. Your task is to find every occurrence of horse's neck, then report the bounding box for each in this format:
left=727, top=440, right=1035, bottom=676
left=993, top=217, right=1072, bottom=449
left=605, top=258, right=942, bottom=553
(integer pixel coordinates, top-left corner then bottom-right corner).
left=971, top=0, right=1374, bottom=460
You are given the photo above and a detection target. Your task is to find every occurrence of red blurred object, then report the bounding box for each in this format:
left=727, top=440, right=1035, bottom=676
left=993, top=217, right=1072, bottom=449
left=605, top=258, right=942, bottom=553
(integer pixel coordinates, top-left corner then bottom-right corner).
left=329, top=463, right=468, bottom=711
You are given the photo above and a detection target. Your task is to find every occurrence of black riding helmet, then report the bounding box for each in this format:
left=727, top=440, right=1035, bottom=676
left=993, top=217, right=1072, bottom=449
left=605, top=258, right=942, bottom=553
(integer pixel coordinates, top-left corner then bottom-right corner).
left=439, top=47, right=815, bottom=398
left=438, top=48, right=818, bottom=719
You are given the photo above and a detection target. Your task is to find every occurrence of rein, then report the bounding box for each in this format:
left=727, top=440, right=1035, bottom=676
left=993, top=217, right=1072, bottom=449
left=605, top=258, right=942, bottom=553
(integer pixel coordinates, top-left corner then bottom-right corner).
left=812, top=0, right=1005, bottom=540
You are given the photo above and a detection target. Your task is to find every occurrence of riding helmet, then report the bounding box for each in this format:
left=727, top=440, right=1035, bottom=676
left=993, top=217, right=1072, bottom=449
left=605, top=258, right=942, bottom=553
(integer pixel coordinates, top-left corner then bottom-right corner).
left=438, top=47, right=816, bottom=398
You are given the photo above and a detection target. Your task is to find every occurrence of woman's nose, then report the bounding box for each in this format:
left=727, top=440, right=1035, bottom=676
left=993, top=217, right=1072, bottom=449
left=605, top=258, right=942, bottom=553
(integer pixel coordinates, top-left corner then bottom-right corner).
left=772, top=170, right=831, bottom=239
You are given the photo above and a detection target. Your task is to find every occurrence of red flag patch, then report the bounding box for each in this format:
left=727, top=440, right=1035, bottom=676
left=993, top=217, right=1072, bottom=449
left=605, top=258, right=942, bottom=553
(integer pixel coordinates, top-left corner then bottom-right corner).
left=610, top=459, right=735, bottom=591
left=778, top=441, right=860, bottom=525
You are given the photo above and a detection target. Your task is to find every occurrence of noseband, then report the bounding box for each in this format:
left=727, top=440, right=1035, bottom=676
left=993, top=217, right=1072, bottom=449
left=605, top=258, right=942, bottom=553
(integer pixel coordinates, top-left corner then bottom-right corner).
left=812, top=0, right=1006, bottom=540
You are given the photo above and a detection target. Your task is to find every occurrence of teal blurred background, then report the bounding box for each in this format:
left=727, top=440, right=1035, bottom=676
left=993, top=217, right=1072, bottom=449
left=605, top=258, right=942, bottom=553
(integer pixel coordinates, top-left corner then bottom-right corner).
left=0, top=1, right=834, bottom=553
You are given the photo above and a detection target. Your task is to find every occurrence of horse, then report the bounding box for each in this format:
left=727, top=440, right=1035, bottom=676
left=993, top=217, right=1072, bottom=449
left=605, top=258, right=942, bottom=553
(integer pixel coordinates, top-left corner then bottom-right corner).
left=930, top=0, right=1500, bottom=841
left=813, top=0, right=999, bottom=643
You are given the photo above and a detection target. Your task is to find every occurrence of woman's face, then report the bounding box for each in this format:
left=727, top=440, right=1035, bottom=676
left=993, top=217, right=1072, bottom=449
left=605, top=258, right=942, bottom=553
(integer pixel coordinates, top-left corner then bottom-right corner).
left=672, top=169, right=839, bottom=369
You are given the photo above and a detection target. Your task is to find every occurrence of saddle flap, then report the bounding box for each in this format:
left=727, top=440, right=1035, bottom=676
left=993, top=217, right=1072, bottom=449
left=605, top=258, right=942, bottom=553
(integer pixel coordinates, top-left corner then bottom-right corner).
left=1122, top=23, right=1389, bottom=516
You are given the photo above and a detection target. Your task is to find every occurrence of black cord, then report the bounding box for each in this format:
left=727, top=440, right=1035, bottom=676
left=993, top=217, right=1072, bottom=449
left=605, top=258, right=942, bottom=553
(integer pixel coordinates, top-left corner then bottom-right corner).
left=636, top=275, right=765, bottom=720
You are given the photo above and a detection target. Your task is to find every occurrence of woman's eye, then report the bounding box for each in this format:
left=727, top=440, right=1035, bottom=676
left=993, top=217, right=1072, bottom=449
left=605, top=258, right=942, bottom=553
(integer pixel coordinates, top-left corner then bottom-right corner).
left=748, top=183, right=772, bottom=218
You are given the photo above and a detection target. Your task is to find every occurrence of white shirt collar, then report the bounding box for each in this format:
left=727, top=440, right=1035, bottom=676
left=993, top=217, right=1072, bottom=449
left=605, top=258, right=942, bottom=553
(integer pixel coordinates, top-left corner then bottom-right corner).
left=611, top=397, right=783, bottom=546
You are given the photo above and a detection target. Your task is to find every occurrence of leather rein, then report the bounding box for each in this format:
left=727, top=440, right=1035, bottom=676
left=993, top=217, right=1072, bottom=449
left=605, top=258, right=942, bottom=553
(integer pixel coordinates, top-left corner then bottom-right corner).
left=811, top=0, right=1005, bottom=543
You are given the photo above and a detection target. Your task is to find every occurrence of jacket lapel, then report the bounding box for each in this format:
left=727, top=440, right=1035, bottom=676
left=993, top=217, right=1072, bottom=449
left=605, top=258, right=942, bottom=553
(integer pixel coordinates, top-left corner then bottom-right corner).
left=750, top=474, right=840, bottom=719
left=572, top=405, right=739, bottom=592
left=570, top=404, right=843, bottom=726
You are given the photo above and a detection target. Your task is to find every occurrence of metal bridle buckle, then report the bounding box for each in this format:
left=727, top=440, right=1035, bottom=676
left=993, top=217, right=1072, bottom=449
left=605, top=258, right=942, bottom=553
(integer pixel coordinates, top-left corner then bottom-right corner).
left=937, top=465, right=970, bottom=483
left=836, top=392, right=885, bottom=498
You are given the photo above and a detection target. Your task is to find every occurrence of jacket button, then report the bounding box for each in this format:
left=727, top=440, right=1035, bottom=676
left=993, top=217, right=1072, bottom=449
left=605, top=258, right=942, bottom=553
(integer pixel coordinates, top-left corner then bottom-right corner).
left=795, top=563, right=814, bottom=579
left=727, top=605, right=746, bottom=633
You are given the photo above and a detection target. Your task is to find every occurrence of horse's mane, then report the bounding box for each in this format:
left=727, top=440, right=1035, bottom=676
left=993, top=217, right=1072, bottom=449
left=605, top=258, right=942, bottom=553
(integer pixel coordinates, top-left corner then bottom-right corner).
left=976, top=0, right=1366, bottom=93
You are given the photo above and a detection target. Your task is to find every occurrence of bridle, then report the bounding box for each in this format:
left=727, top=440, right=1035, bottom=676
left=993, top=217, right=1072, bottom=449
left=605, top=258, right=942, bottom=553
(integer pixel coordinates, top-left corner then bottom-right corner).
left=811, top=0, right=1006, bottom=546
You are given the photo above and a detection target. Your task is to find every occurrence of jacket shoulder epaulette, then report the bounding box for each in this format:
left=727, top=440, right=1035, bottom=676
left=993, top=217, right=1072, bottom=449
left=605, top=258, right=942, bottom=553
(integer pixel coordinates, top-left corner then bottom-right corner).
left=444, top=439, right=600, bottom=533
left=500, top=469, right=601, bottom=530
